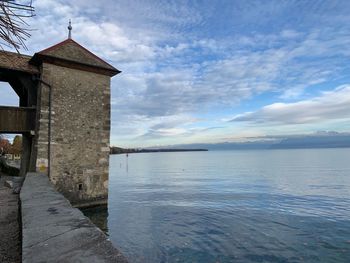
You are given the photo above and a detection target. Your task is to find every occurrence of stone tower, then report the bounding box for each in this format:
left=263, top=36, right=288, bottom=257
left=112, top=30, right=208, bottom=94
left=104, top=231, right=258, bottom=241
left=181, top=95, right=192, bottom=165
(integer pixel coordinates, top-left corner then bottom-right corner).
left=29, top=38, right=120, bottom=207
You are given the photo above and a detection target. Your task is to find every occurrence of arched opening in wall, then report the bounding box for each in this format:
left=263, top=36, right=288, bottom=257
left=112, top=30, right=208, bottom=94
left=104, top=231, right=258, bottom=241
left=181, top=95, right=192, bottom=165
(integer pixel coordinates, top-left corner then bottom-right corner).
left=0, top=133, right=22, bottom=176
left=0, top=82, right=26, bottom=176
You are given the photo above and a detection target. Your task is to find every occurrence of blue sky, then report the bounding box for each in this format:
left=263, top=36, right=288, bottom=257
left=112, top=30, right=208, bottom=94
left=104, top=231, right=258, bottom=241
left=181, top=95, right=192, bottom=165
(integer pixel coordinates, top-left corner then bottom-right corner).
left=1, top=0, right=350, bottom=147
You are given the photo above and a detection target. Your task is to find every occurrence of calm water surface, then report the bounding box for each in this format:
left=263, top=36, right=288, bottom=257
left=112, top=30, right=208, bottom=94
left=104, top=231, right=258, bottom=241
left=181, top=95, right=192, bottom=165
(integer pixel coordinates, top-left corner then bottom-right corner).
left=84, top=149, right=350, bottom=262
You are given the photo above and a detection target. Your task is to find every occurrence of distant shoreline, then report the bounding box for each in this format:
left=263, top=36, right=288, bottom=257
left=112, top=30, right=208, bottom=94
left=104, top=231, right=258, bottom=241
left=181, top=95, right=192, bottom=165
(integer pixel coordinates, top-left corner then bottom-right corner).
left=110, top=147, right=208, bottom=155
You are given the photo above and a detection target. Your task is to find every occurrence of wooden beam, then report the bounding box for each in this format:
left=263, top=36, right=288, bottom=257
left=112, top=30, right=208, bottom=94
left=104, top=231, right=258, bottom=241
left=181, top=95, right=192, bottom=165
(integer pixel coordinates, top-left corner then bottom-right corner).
left=0, top=106, right=35, bottom=133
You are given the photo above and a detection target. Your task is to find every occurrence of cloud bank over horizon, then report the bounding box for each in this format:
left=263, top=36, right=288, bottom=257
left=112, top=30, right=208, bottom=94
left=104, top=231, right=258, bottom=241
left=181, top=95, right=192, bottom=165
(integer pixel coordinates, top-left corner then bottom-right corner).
left=1, top=0, right=350, bottom=147
left=231, top=85, right=350, bottom=125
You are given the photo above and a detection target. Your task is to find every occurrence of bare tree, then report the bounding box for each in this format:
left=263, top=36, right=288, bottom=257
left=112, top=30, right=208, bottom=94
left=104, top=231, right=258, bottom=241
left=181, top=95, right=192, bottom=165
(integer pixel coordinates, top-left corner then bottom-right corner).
left=0, top=0, right=34, bottom=51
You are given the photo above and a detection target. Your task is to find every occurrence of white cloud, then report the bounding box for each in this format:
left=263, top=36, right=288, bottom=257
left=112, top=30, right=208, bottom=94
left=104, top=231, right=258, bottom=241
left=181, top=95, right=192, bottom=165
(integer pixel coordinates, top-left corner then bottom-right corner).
left=3, top=1, right=350, bottom=146
left=231, top=85, right=350, bottom=125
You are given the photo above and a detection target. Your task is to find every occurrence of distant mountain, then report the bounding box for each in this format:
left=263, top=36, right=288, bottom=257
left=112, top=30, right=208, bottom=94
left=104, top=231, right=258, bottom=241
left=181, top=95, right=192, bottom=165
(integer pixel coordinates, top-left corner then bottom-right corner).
left=110, top=147, right=208, bottom=154
left=270, top=134, right=350, bottom=149
left=164, top=141, right=273, bottom=151
left=147, top=133, right=350, bottom=151
left=111, top=132, right=350, bottom=152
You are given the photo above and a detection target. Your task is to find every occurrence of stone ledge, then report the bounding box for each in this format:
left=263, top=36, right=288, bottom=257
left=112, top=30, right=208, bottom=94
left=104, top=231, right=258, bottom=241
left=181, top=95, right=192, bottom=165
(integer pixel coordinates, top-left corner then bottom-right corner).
left=21, top=172, right=128, bottom=263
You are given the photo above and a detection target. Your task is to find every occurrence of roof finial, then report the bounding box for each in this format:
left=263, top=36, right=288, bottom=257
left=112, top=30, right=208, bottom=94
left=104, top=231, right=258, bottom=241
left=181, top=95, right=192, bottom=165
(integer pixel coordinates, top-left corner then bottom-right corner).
left=68, top=19, right=72, bottom=39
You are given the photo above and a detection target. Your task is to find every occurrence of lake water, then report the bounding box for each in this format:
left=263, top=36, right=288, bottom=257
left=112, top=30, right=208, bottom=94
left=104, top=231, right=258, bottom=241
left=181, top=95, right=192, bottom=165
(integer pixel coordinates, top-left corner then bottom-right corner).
left=83, top=149, right=350, bottom=263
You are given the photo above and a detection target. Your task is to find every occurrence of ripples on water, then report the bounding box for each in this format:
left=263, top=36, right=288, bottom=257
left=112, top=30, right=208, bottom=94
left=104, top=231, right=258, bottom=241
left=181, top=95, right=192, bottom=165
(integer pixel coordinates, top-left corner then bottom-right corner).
left=82, top=149, right=350, bottom=263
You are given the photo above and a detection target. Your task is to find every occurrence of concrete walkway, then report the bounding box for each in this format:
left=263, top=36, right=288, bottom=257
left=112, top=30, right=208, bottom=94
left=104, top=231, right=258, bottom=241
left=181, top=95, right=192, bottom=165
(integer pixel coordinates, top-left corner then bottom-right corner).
left=21, top=173, right=128, bottom=263
left=0, top=174, right=21, bottom=263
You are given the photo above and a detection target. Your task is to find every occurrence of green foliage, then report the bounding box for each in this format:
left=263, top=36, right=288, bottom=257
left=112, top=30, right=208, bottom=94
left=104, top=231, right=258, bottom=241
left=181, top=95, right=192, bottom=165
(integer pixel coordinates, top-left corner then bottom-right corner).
left=11, top=135, right=22, bottom=154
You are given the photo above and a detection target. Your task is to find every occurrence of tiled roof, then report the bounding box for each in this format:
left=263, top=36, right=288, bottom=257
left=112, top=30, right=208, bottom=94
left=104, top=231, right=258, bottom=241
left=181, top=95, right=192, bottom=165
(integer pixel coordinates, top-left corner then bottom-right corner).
left=0, top=51, right=39, bottom=74
left=35, top=39, right=119, bottom=72
left=0, top=39, right=120, bottom=77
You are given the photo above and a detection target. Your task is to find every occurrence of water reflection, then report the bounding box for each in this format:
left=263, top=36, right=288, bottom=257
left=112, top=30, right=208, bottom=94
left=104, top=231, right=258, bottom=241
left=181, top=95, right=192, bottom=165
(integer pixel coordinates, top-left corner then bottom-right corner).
left=82, top=149, right=350, bottom=263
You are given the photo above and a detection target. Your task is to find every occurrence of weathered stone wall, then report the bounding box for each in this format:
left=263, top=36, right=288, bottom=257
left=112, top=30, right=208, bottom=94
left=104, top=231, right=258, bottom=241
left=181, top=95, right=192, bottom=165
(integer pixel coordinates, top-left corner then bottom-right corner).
left=34, top=71, right=51, bottom=174
left=40, top=63, right=111, bottom=207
